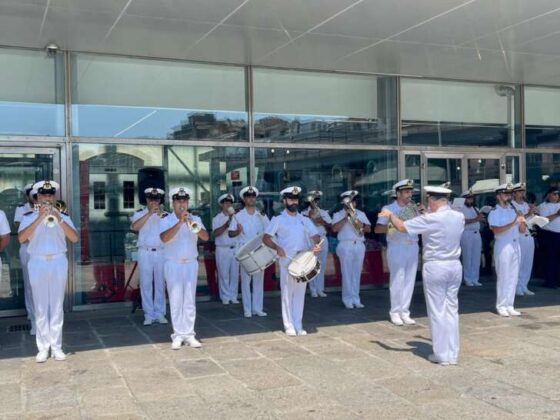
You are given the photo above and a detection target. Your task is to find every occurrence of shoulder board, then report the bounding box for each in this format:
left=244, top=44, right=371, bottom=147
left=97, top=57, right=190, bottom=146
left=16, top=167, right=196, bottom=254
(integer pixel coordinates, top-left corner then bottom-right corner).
left=17, top=204, right=24, bottom=208
left=23, top=211, right=34, bottom=216
left=61, top=211, right=69, bottom=216
left=160, top=213, right=169, bottom=218
left=135, top=208, right=144, bottom=212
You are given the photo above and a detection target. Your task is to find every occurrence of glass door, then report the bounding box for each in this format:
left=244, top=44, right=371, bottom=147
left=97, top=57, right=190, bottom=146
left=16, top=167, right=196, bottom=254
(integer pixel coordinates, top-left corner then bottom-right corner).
left=423, top=154, right=463, bottom=196
left=0, top=148, right=60, bottom=316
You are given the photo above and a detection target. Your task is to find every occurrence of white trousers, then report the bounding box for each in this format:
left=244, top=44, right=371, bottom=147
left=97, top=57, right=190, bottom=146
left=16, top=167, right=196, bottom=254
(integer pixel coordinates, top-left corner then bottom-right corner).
left=336, top=241, right=365, bottom=306
left=28, top=254, right=68, bottom=353
left=423, top=260, right=462, bottom=363
left=164, top=260, right=198, bottom=340
left=137, top=249, right=166, bottom=321
left=215, top=246, right=239, bottom=302
left=517, top=234, right=534, bottom=292
left=20, top=244, right=34, bottom=322
left=460, top=230, right=482, bottom=284
left=309, top=239, right=328, bottom=294
left=279, top=260, right=307, bottom=332
left=494, top=239, right=520, bottom=311
left=241, top=268, right=264, bottom=314
left=388, top=243, right=419, bottom=317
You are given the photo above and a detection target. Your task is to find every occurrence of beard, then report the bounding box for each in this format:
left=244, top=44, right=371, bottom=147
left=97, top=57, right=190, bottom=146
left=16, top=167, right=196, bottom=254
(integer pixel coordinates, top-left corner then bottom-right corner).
left=286, top=203, right=298, bottom=212
left=465, top=201, right=473, bottom=207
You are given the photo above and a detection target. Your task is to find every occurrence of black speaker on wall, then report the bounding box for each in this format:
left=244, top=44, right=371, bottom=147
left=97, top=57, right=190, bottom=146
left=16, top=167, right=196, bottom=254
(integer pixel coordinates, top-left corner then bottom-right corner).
left=138, top=167, right=165, bottom=205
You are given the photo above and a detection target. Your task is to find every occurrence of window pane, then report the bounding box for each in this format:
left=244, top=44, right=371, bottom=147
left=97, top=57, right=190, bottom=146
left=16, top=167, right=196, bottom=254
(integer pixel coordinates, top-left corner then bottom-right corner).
left=526, top=154, right=560, bottom=202
left=253, top=69, right=397, bottom=145
left=71, top=54, right=247, bottom=140
left=0, top=48, right=64, bottom=136
left=71, top=143, right=250, bottom=306
left=525, top=86, right=560, bottom=148
left=401, top=79, right=519, bottom=147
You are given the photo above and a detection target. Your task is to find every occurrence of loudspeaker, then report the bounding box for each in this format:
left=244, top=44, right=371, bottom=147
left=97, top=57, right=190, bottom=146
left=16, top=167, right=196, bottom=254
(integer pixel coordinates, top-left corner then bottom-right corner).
left=138, top=167, right=165, bottom=205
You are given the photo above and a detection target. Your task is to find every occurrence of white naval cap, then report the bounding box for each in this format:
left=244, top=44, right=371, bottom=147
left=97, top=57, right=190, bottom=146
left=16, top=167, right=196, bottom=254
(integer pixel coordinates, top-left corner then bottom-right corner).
left=393, top=179, right=415, bottom=192
left=424, top=185, right=452, bottom=197
left=461, top=189, right=474, bottom=197
left=280, top=186, right=302, bottom=198
left=30, top=187, right=38, bottom=197
left=512, top=182, right=526, bottom=192
left=239, top=186, right=259, bottom=199
left=144, top=187, right=165, bottom=198
left=340, top=190, right=358, bottom=199
left=495, top=183, right=514, bottom=193
left=23, top=183, right=34, bottom=194
left=307, top=190, right=323, bottom=197
left=33, top=180, right=60, bottom=194
left=169, top=187, right=193, bottom=201
left=218, top=193, right=234, bottom=204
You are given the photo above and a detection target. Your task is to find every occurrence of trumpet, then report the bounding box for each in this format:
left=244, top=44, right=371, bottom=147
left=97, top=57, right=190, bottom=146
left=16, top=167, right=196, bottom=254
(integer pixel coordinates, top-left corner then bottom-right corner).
left=342, top=193, right=363, bottom=236
left=35, top=200, right=66, bottom=228
left=179, top=206, right=201, bottom=234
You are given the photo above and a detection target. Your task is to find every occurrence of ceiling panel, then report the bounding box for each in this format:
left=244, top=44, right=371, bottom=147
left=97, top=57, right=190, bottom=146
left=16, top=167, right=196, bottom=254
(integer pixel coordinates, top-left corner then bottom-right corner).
left=0, top=2, right=45, bottom=48
left=126, top=0, right=248, bottom=23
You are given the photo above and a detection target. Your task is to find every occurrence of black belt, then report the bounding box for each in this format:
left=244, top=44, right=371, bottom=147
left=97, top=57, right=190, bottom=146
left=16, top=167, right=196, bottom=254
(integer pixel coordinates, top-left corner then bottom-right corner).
left=148, top=248, right=159, bottom=251
left=217, top=246, right=236, bottom=249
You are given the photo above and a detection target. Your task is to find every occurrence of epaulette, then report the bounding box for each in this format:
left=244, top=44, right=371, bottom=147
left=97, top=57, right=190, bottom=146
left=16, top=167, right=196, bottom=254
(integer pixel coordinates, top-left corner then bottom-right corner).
left=17, top=204, right=24, bottom=208
left=160, top=213, right=169, bottom=218
left=135, top=208, right=144, bottom=212
left=23, top=211, right=34, bottom=216
left=61, top=211, right=69, bottom=216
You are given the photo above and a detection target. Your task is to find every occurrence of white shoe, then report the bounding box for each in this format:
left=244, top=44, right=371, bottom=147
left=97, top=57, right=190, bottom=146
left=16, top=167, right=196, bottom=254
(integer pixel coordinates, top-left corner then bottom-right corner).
left=401, top=315, right=416, bottom=325
left=222, top=300, right=230, bottom=305
left=310, top=292, right=318, bottom=298
left=156, top=317, right=168, bottom=324
left=285, top=329, right=297, bottom=336
left=244, top=312, right=252, bottom=318
left=231, top=299, right=240, bottom=304
left=185, top=336, right=202, bottom=348
left=344, top=304, right=354, bottom=309
left=36, top=351, right=49, bottom=363
left=516, top=290, right=525, bottom=297
left=171, top=337, right=183, bottom=350
left=318, top=291, right=328, bottom=297
left=354, top=303, right=365, bottom=309
left=296, top=329, right=307, bottom=336
left=428, top=354, right=449, bottom=366
left=497, top=308, right=510, bottom=317
left=464, top=282, right=474, bottom=287
left=52, top=350, right=66, bottom=361
left=524, top=289, right=535, bottom=296
left=390, top=314, right=404, bottom=326
left=253, top=311, right=267, bottom=317
left=143, top=318, right=153, bottom=326
left=473, top=281, right=483, bottom=287
left=507, top=308, right=521, bottom=316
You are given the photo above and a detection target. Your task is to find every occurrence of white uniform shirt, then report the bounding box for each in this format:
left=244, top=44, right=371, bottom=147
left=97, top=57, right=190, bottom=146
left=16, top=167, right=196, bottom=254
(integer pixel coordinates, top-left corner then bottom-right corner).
left=404, top=205, right=465, bottom=262
left=511, top=200, right=530, bottom=216
left=332, top=209, right=371, bottom=241
left=130, top=208, right=166, bottom=248
left=0, top=210, right=10, bottom=236
left=459, top=206, right=481, bottom=231
left=159, top=212, right=205, bottom=260
left=14, top=203, right=32, bottom=224
left=488, top=205, right=520, bottom=242
left=301, top=207, right=332, bottom=238
left=376, top=201, right=419, bottom=243
left=229, top=208, right=269, bottom=245
left=265, top=210, right=319, bottom=259
left=18, top=211, right=76, bottom=256
left=538, top=202, right=560, bottom=233
left=212, top=212, right=238, bottom=247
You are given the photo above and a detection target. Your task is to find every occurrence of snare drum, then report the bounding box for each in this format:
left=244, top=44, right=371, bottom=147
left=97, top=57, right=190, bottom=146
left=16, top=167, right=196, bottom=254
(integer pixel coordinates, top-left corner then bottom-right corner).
left=288, top=251, right=321, bottom=283
left=235, top=234, right=277, bottom=275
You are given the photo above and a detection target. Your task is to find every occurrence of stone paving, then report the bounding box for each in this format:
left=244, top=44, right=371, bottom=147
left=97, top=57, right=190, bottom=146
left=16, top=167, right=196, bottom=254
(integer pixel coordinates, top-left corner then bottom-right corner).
left=1, top=278, right=560, bottom=419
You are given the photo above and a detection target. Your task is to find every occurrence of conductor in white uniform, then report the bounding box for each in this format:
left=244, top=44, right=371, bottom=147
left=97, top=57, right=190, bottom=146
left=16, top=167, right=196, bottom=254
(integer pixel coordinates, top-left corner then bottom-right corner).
left=379, top=185, right=465, bottom=366
left=263, top=186, right=321, bottom=336
left=18, top=181, right=78, bottom=363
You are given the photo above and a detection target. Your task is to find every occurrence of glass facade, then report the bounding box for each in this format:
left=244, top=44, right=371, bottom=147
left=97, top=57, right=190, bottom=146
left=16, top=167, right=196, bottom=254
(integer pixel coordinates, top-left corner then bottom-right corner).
left=1, top=46, right=559, bottom=313
left=0, top=48, right=65, bottom=136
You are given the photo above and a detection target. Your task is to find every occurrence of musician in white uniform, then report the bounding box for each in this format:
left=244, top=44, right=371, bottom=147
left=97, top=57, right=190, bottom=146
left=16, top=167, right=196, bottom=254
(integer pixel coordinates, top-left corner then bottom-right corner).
left=458, top=190, right=484, bottom=287
left=18, top=181, right=78, bottom=363
left=332, top=190, right=371, bottom=309
left=537, top=187, right=560, bottom=289
left=14, top=183, right=35, bottom=334
left=375, top=179, right=420, bottom=325
left=131, top=187, right=168, bottom=326
left=160, top=187, right=209, bottom=350
left=212, top=193, right=240, bottom=305
left=379, top=185, right=465, bottom=366
left=301, top=191, right=332, bottom=298
left=511, top=183, right=535, bottom=296
left=488, top=183, right=526, bottom=317
left=229, top=186, right=269, bottom=318
left=263, top=186, right=320, bottom=336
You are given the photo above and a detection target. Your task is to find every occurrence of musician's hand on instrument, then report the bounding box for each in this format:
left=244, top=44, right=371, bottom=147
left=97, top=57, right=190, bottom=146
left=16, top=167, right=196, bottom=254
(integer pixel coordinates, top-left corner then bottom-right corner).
left=476, top=213, right=485, bottom=221
left=276, top=246, right=286, bottom=257
left=38, top=205, right=50, bottom=220
left=516, top=214, right=526, bottom=225
left=236, top=223, right=244, bottom=233
left=417, top=203, right=426, bottom=214
left=312, top=243, right=321, bottom=253
left=378, top=208, right=392, bottom=218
